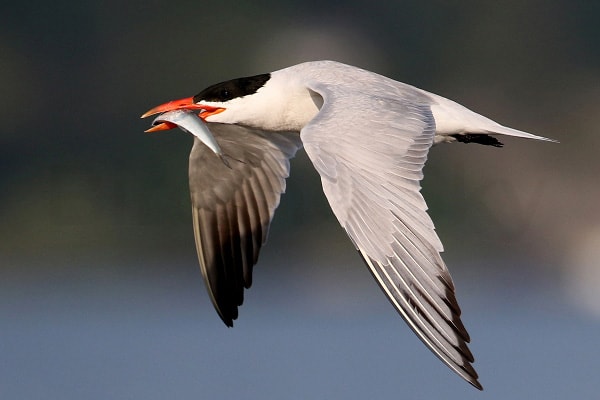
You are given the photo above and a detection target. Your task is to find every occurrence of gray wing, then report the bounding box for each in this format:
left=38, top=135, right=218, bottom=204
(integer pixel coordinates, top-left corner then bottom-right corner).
left=301, top=82, right=482, bottom=389
left=188, top=123, right=302, bottom=326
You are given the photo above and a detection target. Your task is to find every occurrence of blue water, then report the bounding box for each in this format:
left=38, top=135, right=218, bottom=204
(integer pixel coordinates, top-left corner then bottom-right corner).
left=1, top=258, right=598, bottom=400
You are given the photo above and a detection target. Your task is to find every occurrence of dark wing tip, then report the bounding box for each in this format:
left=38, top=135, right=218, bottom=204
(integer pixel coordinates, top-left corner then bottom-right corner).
left=221, top=316, right=234, bottom=328
left=213, top=299, right=237, bottom=328
left=461, top=361, right=483, bottom=390
left=359, top=251, right=482, bottom=390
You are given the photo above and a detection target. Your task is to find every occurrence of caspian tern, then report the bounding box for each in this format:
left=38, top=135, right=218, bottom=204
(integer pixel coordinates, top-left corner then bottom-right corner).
left=142, top=60, right=555, bottom=390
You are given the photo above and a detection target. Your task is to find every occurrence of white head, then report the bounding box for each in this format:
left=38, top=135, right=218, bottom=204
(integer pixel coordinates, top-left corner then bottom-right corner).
left=142, top=70, right=322, bottom=132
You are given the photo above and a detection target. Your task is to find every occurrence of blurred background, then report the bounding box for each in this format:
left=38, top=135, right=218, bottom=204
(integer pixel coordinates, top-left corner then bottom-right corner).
left=1, top=0, right=599, bottom=398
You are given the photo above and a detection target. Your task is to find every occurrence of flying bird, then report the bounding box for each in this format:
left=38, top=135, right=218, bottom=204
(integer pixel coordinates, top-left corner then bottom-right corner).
left=141, top=60, right=555, bottom=390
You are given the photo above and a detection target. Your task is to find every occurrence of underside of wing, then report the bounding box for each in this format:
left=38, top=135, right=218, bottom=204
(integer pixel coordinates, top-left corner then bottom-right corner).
left=188, top=123, right=302, bottom=326
left=301, top=82, right=482, bottom=389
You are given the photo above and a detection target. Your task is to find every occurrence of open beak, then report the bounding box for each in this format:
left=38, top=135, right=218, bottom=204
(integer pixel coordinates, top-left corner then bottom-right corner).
left=144, top=121, right=178, bottom=133
left=141, top=96, right=225, bottom=132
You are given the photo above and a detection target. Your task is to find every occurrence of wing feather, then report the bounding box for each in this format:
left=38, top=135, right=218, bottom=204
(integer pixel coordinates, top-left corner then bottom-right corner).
left=188, top=124, right=302, bottom=326
left=301, top=82, right=481, bottom=389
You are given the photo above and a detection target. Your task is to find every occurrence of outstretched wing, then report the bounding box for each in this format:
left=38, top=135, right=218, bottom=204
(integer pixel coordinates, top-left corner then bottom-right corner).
left=188, top=123, right=302, bottom=326
left=301, top=82, right=482, bottom=389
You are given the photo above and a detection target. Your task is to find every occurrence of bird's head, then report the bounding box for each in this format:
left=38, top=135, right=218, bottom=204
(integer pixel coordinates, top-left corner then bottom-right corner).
left=142, top=71, right=321, bottom=132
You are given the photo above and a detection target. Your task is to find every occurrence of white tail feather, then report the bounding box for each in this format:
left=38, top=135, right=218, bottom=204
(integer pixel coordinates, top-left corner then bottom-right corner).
left=485, top=124, right=558, bottom=143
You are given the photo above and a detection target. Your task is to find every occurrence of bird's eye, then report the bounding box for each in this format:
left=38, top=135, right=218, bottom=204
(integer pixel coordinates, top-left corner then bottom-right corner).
left=219, top=89, right=231, bottom=100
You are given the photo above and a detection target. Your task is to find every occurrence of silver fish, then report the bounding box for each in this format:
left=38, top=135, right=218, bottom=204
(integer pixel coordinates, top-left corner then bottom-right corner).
left=150, top=110, right=229, bottom=166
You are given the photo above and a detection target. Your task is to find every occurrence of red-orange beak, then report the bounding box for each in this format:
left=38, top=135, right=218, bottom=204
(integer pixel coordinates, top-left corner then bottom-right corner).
left=141, top=96, right=202, bottom=118
left=141, top=96, right=225, bottom=132
left=144, top=121, right=178, bottom=133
